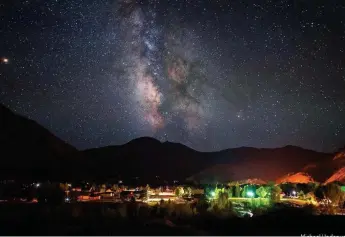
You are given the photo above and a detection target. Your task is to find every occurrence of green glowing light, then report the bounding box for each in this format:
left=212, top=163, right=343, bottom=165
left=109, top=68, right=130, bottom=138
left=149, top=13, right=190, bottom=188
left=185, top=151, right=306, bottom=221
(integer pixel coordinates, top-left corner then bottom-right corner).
left=247, top=191, right=254, bottom=197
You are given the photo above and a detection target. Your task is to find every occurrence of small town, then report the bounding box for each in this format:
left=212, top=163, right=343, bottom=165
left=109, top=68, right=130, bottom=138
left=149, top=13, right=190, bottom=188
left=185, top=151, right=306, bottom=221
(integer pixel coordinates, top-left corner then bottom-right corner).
left=1, top=177, right=344, bottom=217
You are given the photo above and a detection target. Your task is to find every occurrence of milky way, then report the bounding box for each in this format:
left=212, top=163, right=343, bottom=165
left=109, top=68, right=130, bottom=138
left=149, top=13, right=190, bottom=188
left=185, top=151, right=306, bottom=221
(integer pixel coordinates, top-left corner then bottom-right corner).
left=117, top=1, right=222, bottom=136
left=1, top=0, right=345, bottom=152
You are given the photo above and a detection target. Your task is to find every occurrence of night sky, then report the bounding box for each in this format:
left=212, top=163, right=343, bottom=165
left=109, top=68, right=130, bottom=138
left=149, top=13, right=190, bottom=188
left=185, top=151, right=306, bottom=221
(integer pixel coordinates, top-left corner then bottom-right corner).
left=1, top=0, right=345, bottom=152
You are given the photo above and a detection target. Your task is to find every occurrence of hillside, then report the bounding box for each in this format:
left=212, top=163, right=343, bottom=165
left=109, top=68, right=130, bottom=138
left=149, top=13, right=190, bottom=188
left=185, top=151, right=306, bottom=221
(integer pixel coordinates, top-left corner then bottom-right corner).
left=85, top=143, right=333, bottom=183
left=324, top=167, right=345, bottom=184
left=324, top=149, right=345, bottom=184
left=186, top=146, right=332, bottom=183
left=0, top=104, right=81, bottom=180
left=276, top=172, right=315, bottom=184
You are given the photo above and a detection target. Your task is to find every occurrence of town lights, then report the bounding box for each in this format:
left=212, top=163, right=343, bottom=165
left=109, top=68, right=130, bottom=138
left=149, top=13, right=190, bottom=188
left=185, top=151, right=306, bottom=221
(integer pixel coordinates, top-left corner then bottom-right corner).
left=292, top=190, right=297, bottom=196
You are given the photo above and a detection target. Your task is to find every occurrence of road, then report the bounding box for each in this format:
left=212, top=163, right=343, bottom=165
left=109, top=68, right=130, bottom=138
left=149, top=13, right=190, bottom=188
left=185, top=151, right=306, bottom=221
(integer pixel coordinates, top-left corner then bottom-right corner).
left=228, top=197, right=318, bottom=206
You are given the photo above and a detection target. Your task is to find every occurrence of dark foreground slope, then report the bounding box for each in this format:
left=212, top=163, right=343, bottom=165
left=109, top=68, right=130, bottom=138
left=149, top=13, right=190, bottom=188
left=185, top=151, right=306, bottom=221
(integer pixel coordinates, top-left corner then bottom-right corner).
left=0, top=104, right=81, bottom=180
left=0, top=203, right=344, bottom=235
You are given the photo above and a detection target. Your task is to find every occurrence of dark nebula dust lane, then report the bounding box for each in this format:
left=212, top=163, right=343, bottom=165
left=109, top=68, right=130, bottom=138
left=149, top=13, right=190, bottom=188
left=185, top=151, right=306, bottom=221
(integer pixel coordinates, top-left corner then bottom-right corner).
left=1, top=0, right=345, bottom=152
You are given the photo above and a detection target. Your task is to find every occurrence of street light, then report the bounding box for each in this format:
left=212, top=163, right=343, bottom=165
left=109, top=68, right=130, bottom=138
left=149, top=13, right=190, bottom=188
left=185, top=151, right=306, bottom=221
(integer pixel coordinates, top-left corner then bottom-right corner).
left=210, top=191, right=216, bottom=198
left=247, top=191, right=254, bottom=198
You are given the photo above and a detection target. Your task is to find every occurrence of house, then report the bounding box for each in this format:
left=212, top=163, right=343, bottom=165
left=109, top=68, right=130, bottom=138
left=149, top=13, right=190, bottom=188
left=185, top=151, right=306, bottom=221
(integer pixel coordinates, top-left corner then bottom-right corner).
left=100, top=189, right=114, bottom=198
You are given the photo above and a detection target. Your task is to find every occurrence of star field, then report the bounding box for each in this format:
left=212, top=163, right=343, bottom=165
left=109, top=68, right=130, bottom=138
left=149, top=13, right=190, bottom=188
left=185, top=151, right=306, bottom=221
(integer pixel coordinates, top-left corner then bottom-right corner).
left=1, top=0, right=345, bottom=152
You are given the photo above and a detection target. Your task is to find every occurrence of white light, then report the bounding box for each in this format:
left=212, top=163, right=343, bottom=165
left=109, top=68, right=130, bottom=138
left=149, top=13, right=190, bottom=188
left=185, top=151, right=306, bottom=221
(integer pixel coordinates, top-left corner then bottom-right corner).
left=247, top=191, right=254, bottom=197
left=2, top=58, right=9, bottom=64
left=36, top=183, right=40, bottom=188
left=292, top=190, right=296, bottom=195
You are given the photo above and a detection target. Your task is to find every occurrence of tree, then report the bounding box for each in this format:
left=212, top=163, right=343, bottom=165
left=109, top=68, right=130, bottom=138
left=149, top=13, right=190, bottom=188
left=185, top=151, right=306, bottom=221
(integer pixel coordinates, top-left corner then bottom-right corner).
left=256, top=186, right=268, bottom=198
left=314, top=185, right=325, bottom=200
left=217, top=192, right=230, bottom=209
left=235, top=183, right=241, bottom=197
left=179, top=187, right=185, bottom=196
left=307, top=182, right=319, bottom=193
left=241, top=185, right=247, bottom=198
left=270, top=185, right=282, bottom=202
left=215, top=186, right=221, bottom=199
left=298, top=190, right=305, bottom=199
left=59, top=183, right=69, bottom=192
left=186, top=187, right=192, bottom=197
left=227, top=187, right=233, bottom=198
left=175, top=187, right=184, bottom=197
left=183, top=186, right=192, bottom=197
left=175, top=187, right=180, bottom=197
left=324, top=183, right=343, bottom=206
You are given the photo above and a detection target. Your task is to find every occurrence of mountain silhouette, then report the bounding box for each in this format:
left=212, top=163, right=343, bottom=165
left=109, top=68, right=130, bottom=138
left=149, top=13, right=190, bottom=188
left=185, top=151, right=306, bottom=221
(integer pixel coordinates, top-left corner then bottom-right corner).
left=0, top=104, right=80, bottom=180
left=0, top=104, right=339, bottom=184
left=84, top=140, right=333, bottom=183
